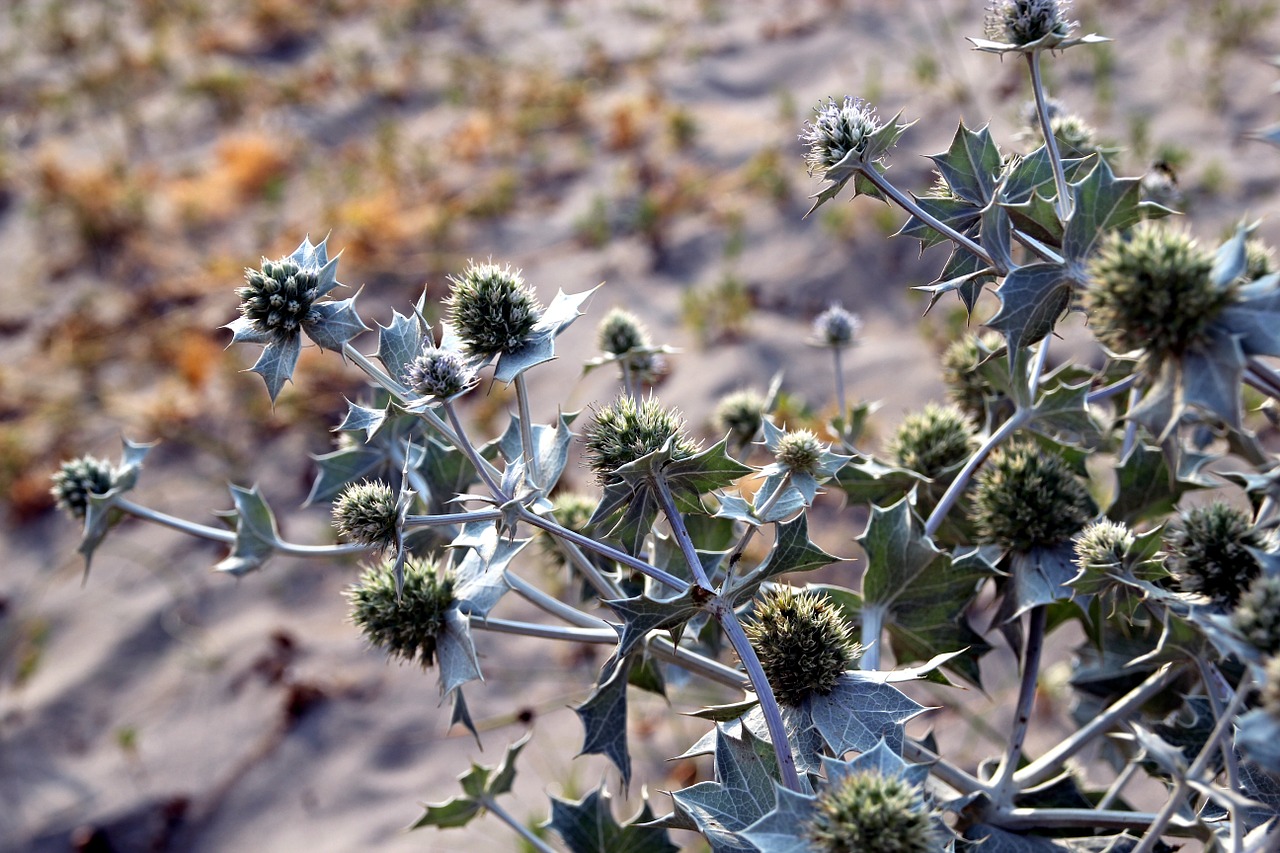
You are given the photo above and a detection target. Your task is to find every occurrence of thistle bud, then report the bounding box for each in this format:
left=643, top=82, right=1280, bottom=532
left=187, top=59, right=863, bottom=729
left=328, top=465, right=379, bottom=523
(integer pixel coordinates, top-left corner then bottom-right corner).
left=985, top=0, right=1074, bottom=46
left=597, top=308, right=651, bottom=356
left=403, top=347, right=476, bottom=401
left=347, top=558, right=454, bottom=668
left=970, top=441, right=1094, bottom=552
left=583, top=396, right=698, bottom=482
left=332, top=481, right=399, bottom=550
left=941, top=333, right=1003, bottom=422
left=776, top=429, right=825, bottom=477
left=812, top=302, right=861, bottom=349
left=889, top=404, right=974, bottom=480
left=237, top=257, right=320, bottom=338
left=1262, top=657, right=1280, bottom=718
left=50, top=456, right=117, bottom=521
left=1165, top=501, right=1265, bottom=608
left=713, top=389, right=767, bottom=447
left=445, top=260, right=543, bottom=359
left=1232, top=574, right=1280, bottom=656
left=743, top=586, right=860, bottom=707
left=806, top=768, right=937, bottom=853
left=1074, top=519, right=1135, bottom=573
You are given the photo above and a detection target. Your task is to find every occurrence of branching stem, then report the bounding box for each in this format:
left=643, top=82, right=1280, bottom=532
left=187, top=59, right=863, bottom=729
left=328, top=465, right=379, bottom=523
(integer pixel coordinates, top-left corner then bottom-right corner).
left=652, top=473, right=715, bottom=591
left=484, top=799, right=556, bottom=853
left=991, top=605, right=1046, bottom=803
left=513, top=374, right=542, bottom=488
left=857, top=166, right=995, bottom=268
left=116, top=498, right=368, bottom=557
left=517, top=506, right=689, bottom=593
left=1027, top=51, right=1072, bottom=221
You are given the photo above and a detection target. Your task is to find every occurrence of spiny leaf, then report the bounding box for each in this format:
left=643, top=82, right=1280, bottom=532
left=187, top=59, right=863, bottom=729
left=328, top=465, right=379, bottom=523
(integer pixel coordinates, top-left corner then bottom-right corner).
left=410, top=734, right=530, bottom=831
left=834, top=459, right=928, bottom=509
left=548, top=786, right=678, bottom=853
left=739, top=786, right=818, bottom=853
left=575, top=655, right=634, bottom=788
left=437, top=608, right=482, bottom=698
left=1008, top=545, right=1079, bottom=617
left=668, top=726, right=780, bottom=852
left=1062, top=158, right=1147, bottom=263
left=1106, top=443, right=1206, bottom=525
left=603, top=588, right=705, bottom=662
left=247, top=334, right=301, bottom=403
left=376, top=306, right=425, bottom=379
left=807, top=672, right=928, bottom=755
left=898, top=194, right=981, bottom=251
left=929, top=121, right=1003, bottom=206
left=733, top=513, right=843, bottom=599
left=306, top=296, right=369, bottom=352
left=213, top=484, right=281, bottom=576
left=987, top=262, right=1072, bottom=355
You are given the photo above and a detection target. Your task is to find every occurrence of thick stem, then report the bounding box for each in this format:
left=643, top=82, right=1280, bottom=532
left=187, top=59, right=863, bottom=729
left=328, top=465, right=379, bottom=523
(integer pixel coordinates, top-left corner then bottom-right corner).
left=1015, top=663, right=1178, bottom=789
left=443, top=401, right=507, bottom=500
left=513, top=374, right=542, bottom=489
left=116, top=498, right=368, bottom=557
left=403, top=509, right=504, bottom=528
left=724, top=472, right=791, bottom=590
left=652, top=473, right=715, bottom=591
left=469, top=615, right=616, bottom=644
left=991, top=606, right=1047, bottom=802
left=503, top=572, right=611, bottom=630
left=924, top=408, right=1029, bottom=538
left=1097, top=760, right=1140, bottom=811
left=1027, top=51, right=1073, bottom=222
left=857, top=166, right=994, bottom=268
left=484, top=799, right=557, bottom=853
left=517, top=506, right=690, bottom=593
left=620, top=359, right=636, bottom=400
left=993, top=807, right=1201, bottom=838
left=716, top=605, right=803, bottom=791
left=341, top=343, right=411, bottom=401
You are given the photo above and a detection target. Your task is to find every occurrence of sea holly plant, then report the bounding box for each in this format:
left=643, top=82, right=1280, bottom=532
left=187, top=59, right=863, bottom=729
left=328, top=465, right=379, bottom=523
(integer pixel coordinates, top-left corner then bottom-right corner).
left=48, top=3, right=1280, bottom=851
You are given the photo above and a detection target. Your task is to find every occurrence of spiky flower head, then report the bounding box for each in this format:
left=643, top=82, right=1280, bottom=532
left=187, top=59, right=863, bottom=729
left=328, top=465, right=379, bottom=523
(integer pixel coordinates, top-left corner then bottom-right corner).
left=941, top=333, right=1002, bottom=421
left=583, top=396, right=698, bottom=482
left=801, top=98, right=882, bottom=176
left=744, top=586, right=860, bottom=707
left=332, top=481, right=399, bottom=550
left=1084, top=223, right=1228, bottom=363
left=1262, top=656, right=1280, bottom=718
left=806, top=768, right=936, bottom=853
left=403, top=347, right=476, bottom=401
left=445, top=260, right=543, bottom=359
left=1244, top=239, right=1276, bottom=283
left=890, top=404, right=974, bottom=480
left=970, top=441, right=1094, bottom=552
left=714, top=388, right=767, bottom=446
left=776, top=429, right=825, bottom=476
left=598, top=308, right=651, bottom=356
left=985, top=0, right=1074, bottom=46
left=1165, top=501, right=1265, bottom=608
left=347, top=558, right=454, bottom=668
left=237, top=256, right=321, bottom=339
left=1050, top=114, right=1104, bottom=160
left=50, top=455, right=117, bottom=521
left=812, top=302, right=862, bottom=349
left=1074, top=519, right=1136, bottom=573
left=1232, top=574, right=1280, bottom=656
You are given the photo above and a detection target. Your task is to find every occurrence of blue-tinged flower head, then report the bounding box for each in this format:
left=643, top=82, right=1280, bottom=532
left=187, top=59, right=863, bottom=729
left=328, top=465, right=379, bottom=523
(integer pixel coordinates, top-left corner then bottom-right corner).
left=50, top=455, right=116, bottom=521
left=446, top=260, right=543, bottom=360
left=985, top=0, right=1074, bottom=46
left=403, top=346, right=477, bottom=402
left=812, top=302, right=862, bottom=349
left=801, top=98, right=882, bottom=177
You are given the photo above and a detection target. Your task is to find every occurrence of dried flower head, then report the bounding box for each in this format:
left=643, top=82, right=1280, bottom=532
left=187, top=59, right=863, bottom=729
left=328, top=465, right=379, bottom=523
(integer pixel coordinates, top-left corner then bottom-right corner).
left=776, top=429, right=825, bottom=476
left=583, top=396, right=698, bottom=481
left=403, top=347, right=476, bottom=401
left=1084, top=223, right=1228, bottom=362
left=1232, top=574, right=1280, bottom=656
left=333, top=481, right=399, bottom=550
left=1074, top=519, right=1136, bottom=573
left=598, top=308, right=651, bottom=356
left=50, top=455, right=116, bottom=521
left=1166, top=501, right=1265, bottom=608
left=237, top=256, right=321, bottom=339
left=985, top=0, right=1074, bottom=45
left=890, top=404, right=974, bottom=480
left=445, top=260, right=543, bottom=359
left=801, top=98, right=882, bottom=176
left=714, top=389, right=767, bottom=446
left=813, top=302, right=862, bottom=348
left=806, top=768, right=936, bottom=853
left=970, top=441, right=1094, bottom=552
left=347, top=558, right=454, bottom=668
left=744, top=586, right=860, bottom=706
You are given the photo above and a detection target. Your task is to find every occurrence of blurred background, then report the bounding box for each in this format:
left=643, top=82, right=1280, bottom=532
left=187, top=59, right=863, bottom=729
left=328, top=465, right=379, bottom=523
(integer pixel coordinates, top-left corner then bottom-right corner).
left=2, top=0, right=1279, bottom=850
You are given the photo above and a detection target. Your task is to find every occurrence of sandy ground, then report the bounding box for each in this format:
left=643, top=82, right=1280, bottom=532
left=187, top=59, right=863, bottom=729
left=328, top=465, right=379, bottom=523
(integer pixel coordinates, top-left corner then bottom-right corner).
left=3, top=1, right=1280, bottom=850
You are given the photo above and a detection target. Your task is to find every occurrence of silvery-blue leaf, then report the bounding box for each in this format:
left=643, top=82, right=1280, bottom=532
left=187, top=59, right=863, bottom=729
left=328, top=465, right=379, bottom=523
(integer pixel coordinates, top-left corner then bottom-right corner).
left=213, top=484, right=282, bottom=576
left=249, top=335, right=300, bottom=403
left=437, top=608, right=482, bottom=697
left=224, top=315, right=274, bottom=345
left=1211, top=225, right=1252, bottom=289
left=306, top=296, right=368, bottom=352
left=376, top=308, right=424, bottom=379
left=740, top=786, right=818, bottom=853
left=492, top=328, right=556, bottom=384
left=808, top=672, right=927, bottom=755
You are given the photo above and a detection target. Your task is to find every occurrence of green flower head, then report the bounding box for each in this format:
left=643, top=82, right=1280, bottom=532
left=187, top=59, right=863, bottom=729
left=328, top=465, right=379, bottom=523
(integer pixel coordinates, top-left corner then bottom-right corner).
left=1262, top=656, right=1280, bottom=718
left=597, top=308, right=651, bottom=356
left=1074, top=519, right=1136, bottom=573
left=1166, top=501, right=1265, bottom=608
left=889, top=403, right=974, bottom=480
left=50, top=455, right=117, bottom=521
left=583, top=396, right=698, bottom=482
left=806, top=768, right=936, bottom=853
left=332, top=481, right=399, bottom=551
left=714, top=388, right=767, bottom=446
left=539, top=492, right=597, bottom=566
left=744, top=586, right=860, bottom=707
left=347, top=558, right=454, bottom=668
left=445, top=260, right=543, bottom=359
left=970, top=440, right=1094, bottom=552
left=237, top=256, right=321, bottom=338
left=1232, top=573, right=1280, bottom=657
left=1084, top=223, right=1228, bottom=363
left=941, top=333, right=1003, bottom=421
left=776, top=429, right=825, bottom=477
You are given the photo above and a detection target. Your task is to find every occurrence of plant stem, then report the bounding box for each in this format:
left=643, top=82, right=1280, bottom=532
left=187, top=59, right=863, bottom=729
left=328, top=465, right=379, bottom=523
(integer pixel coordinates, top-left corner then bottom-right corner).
left=648, top=636, right=747, bottom=689
left=403, top=509, right=504, bottom=528
left=903, top=739, right=987, bottom=796
left=444, top=401, right=507, bottom=500
left=342, top=342, right=411, bottom=401
left=470, top=615, right=617, bottom=644
left=621, top=359, right=636, bottom=400
left=991, top=605, right=1046, bottom=803
left=1027, top=50, right=1072, bottom=222
left=1096, top=760, right=1140, bottom=811
left=858, top=166, right=994, bottom=267
left=1086, top=373, right=1138, bottom=405
left=1015, top=663, right=1179, bottom=789
left=859, top=604, right=884, bottom=671
left=1132, top=667, right=1253, bottom=853
left=116, top=498, right=368, bottom=557
left=724, top=472, right=791, bottom=590
left=716, top=604, right=803, bottom=791
left=513, top=374, right=542, bottom=489
left=652, top=473, right=715, bottom=591
left=517, top=506, right=690, bottom=593
left=484, top=799, right=557, bottom=853
left=832, top=347, right=848, bottom=433
left=924, top=407, right=1029, bottom=538
left=503, top=571, right=611, bottom=630
left=993, top=807, right=1202, bottom=838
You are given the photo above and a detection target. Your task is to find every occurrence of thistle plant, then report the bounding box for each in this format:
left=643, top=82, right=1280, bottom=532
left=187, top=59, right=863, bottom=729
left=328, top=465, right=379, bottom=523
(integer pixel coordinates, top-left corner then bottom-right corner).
left=49, top=6, right=1280, bottom=852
